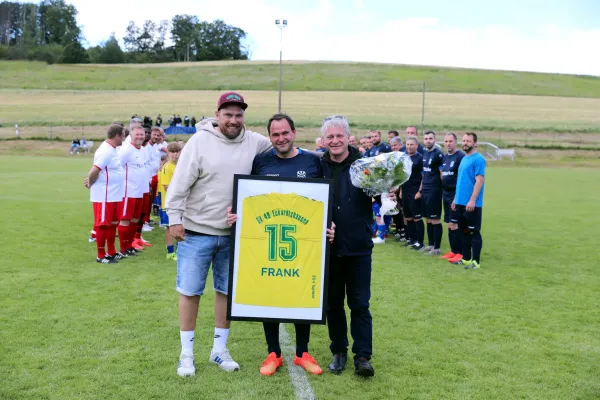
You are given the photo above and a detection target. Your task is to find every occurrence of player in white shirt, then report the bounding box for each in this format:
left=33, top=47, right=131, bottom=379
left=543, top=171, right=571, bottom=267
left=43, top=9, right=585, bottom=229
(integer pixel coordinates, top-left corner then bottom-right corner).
left=117, top=125, right=147, bottom=256
left=148, top=127, right=168, bottom=224
left=130, top=127, right=154, bottom=249
left=84, top=124, right=125, bottom=264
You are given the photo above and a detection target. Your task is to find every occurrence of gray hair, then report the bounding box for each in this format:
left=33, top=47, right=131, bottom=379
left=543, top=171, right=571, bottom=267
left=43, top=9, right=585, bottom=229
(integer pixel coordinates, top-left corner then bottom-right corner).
left=406, top=136, right=419, bottom=144
left=130, top=117, right=143, bottom=130
left=390, top=137, right=403, bottom=146
left=321, top=115, right=350, bottom=136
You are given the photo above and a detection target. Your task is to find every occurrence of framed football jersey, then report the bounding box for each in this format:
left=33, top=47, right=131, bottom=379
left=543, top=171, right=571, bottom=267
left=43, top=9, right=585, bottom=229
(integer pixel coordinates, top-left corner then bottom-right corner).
left=228, top=175, right=333, bottom=324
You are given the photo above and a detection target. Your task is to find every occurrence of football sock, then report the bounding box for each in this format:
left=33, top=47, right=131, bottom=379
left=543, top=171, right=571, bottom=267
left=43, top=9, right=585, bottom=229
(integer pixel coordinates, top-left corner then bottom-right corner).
left=426, top=223, right=434, bottom=246
left=471, top=231, right=483, bottom=263
left=212, top=328, right=229, bottom=353
left=406, top=221, right=415, bottom=242
left=106, top=224, right=117, bottom=255
left=448, top=228, right=459, bottom=254
left=263, top=322, right=282, bottom=357
left=433, top=223, right=443, bottom=249
left=134, top=219, right=143, bottom=240
left=128, top=223, right=138, bottom=247
left=462, top=229, right=473, bottom=261
left=416, top=219, right=425, bottom=245
left=377, top=224, right=386, bottom=239
left=96, top=226, right=107, bottom=259
left=118, top=224, right=129, bottom=251
left=295, top=323, right=310, bottom=357
left=180, top=330, right=194, bottom=356
left=167, top=245, right=175, bottom=254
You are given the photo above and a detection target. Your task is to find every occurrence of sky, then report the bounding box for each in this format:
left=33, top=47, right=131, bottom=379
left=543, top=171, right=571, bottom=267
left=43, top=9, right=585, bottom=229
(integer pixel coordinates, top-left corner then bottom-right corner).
left=71, top=0, right=600, bottom=76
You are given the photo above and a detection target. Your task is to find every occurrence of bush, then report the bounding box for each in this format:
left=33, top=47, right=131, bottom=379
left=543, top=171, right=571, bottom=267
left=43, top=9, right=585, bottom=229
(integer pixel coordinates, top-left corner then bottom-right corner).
left=26, top=44, right=65, bottom=64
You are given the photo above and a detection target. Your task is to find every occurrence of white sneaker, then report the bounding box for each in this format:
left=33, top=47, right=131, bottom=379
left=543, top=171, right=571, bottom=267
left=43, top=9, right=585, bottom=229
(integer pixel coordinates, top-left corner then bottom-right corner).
left=177, top=353, right=195, bottom=377
left=420, top=245, right=434, bottom=253
left=88, top=237, right=96, bottom=243
left=209, top=348, right=240, bottom=371
left=142, top=223, right=154, bottom=232
left=372, top=237, right=385, bottom=244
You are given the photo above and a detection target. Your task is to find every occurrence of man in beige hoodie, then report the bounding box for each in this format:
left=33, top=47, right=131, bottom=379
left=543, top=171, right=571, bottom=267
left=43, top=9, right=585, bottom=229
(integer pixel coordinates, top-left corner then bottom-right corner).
left=165, top=92, right=272, bottom=377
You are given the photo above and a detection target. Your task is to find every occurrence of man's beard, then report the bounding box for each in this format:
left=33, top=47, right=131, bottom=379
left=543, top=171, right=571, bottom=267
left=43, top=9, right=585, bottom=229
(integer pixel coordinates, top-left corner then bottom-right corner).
left=462, top=144, right=474, bottom=153
left=372, top=140, right=380, bottom=146
left=220, top=124, right=243, bottom=139
left=426, top=142, right=434, bottom=149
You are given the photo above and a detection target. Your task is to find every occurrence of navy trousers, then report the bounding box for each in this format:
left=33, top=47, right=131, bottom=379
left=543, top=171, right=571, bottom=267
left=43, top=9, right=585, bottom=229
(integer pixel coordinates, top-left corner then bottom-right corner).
left=327, top=254, right=372, bottom=360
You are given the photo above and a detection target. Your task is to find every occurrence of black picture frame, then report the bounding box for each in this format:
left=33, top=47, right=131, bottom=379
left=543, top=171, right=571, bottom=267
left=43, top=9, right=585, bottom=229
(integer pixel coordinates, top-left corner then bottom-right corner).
left=227, top=174, right=333, bottom=325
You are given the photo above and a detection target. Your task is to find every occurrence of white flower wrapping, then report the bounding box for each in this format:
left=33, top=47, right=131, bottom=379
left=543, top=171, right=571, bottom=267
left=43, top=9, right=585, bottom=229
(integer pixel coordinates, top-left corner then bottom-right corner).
left=350, top=152, right=413, bottom=215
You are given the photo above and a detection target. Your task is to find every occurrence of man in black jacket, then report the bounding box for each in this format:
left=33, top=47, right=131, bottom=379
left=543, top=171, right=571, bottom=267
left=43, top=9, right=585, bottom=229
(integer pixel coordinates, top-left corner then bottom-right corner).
left=320, top=115, right=375, bottom=377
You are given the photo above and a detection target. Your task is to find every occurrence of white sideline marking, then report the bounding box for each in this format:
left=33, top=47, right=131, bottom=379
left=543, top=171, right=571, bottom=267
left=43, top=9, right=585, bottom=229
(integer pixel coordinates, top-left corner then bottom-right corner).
left=279, top=324, right=317, bottom=400
left=0, top=196, right=87, bottom=204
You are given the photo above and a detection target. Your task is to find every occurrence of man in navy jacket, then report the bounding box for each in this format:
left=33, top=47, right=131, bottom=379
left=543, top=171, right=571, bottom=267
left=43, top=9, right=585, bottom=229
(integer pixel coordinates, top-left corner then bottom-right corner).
left=320, top=115, right=375, bottom=377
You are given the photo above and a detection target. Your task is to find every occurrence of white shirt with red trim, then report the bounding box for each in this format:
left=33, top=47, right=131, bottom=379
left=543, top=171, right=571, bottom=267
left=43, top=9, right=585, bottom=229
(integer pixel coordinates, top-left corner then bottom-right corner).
left=90, top=141, right=125, bottom=203
left=142, top=144, right=151, bottom=193
left=148, top=142, right=162, bottom=177
left=118, top=142, right=147, bottom=199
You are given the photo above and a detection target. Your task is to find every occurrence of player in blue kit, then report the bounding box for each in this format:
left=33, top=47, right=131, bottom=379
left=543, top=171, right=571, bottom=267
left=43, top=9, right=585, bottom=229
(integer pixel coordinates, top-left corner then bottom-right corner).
left=247, top=114, right=326, bottom=376
left=439, top=133, right=465, bottom=262
left=400, top=137, right=425, bottom=249
left=400, top=126, right=425, bottom=155
left=416, top=131, right=445, bottom=255
left=452, top=132, right=486, bottom=269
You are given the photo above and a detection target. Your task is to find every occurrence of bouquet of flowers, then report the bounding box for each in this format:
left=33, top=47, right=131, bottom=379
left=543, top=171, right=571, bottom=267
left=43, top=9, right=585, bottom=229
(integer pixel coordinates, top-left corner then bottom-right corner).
left=350, top=151, right=413, bottom=215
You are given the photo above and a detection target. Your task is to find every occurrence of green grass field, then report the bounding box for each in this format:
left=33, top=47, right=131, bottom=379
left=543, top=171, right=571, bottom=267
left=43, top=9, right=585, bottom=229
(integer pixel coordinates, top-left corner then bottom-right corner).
left=2, top=89, right=600, bottom=133
left=1, top=156, right=599, bottom=400
left=2, top=60, right=600, bottom=97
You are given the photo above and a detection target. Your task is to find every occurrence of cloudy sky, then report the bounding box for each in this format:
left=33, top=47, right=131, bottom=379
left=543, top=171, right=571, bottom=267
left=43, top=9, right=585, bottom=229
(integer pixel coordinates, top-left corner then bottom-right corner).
left=71, top=0, right=600, bottom=76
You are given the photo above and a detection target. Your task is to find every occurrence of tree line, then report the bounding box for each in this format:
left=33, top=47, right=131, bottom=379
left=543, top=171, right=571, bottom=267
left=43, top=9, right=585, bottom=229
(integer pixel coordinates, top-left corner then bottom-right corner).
left=0, top=0, right=249, bottom=64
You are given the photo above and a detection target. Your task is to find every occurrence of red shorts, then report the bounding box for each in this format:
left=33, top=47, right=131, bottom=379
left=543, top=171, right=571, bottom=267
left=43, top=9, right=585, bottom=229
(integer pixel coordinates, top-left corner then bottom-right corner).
left=119, top=197, right=143, bottom=221
left=93, top=202, right=119, bottom=227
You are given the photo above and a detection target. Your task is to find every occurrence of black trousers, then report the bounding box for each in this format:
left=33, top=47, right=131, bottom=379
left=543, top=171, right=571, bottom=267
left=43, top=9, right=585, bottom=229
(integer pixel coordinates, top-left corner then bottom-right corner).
left=327, top=254, right=372, bottom=360
left=263, top=322, right=310, bottom=356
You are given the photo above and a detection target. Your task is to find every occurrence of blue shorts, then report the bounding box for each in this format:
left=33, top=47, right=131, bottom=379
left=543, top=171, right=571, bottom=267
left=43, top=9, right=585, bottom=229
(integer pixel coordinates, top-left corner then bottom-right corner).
left=153, top=192, right=162, bottom=206
left=159, top=209, right=169, bottom=226
left=176, top=232, right=230, bottom=296
left=372, top=202, right=381, bottom=217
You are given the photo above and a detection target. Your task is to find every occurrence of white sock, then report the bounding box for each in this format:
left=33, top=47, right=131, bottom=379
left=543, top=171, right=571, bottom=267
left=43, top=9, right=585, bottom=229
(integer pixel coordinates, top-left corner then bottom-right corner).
left=212, top=328, right=229, bottom=353
left=180, top=330, right=194, bottom=356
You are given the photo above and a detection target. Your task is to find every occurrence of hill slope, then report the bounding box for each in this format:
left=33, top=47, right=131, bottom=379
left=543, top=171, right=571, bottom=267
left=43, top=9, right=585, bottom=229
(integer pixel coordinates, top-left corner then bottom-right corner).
left=1, top=61, right=599, bottom=97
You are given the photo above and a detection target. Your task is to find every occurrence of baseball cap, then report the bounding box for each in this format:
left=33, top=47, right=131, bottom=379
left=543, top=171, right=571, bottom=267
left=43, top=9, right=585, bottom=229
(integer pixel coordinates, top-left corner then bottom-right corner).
left=217, top=92, right=248, bottom=111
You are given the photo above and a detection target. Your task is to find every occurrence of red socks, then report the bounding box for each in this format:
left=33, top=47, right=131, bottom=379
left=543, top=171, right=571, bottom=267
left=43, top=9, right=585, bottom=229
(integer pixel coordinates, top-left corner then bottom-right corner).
left=96, top=226, right=108, bottom=258
left=118, top=224, right=129, bottom=252
left=106, top=224, right=117, bottom=256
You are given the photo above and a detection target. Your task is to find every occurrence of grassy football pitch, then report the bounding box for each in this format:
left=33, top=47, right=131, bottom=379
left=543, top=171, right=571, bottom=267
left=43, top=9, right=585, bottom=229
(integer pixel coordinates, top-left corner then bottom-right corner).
left=1, top=156, right=598, bottom=400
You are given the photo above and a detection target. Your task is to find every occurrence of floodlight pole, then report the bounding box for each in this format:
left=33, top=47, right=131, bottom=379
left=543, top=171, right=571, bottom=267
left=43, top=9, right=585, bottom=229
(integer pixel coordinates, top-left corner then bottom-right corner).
left=275, top=19, right=287, bottom=113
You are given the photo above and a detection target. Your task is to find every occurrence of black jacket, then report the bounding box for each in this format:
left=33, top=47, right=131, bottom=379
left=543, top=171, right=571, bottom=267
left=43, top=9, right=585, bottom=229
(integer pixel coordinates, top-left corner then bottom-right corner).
left=321, top=146, right=374, bottom=257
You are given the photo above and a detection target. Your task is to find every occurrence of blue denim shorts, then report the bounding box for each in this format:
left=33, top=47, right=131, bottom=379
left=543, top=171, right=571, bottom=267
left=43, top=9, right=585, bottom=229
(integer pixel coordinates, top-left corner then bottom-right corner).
left=176, top=232, right=230, bottom=296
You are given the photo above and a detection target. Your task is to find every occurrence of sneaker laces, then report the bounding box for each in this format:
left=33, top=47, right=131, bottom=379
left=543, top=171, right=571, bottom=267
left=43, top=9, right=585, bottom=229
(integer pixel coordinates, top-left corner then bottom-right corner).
left=299, top=353, right=317, bottom=364
left=179, top=354, right=194, bottom=368
left=261, top=353, right=278, bottom=367
left=219, top=349, right=234, bottom=362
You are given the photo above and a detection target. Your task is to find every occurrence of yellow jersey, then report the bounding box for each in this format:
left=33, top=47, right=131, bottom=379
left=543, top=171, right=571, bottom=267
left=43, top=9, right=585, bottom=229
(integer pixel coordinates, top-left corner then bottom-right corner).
left=158, top=161, right=176, bottom=208
left=236, top=192, right=325, bottom=308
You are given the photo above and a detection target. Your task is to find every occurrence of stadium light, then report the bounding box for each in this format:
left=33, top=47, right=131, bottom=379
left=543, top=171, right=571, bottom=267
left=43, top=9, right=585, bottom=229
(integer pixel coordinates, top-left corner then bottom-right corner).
left=275, top=19, right=288, bottom=113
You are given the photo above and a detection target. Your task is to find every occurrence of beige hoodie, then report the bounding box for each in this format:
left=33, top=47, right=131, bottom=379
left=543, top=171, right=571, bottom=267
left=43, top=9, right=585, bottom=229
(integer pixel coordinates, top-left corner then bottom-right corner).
left=165, top=118, right=272, bottom=235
